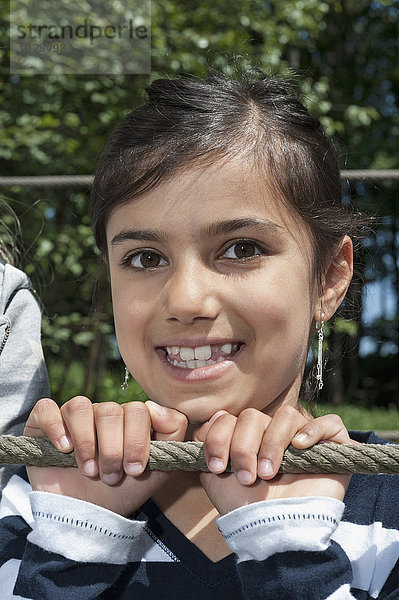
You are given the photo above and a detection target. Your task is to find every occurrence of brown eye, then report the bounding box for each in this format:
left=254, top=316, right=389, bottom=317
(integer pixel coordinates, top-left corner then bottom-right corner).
left=140, top=251, right=160, bottom=267
left=223, top=241, right=260, bottom=259
left=129, top=251, right=167, bottom=269
left=234, top=242, right=256, bottom=258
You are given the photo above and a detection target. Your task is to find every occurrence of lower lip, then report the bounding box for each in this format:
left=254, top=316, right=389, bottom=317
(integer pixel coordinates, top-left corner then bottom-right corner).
left=155, top=345, right=245, bottom=382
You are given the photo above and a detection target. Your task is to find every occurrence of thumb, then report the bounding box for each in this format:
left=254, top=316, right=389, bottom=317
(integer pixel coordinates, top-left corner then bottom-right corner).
left=145, top=401, right=188, bottom=442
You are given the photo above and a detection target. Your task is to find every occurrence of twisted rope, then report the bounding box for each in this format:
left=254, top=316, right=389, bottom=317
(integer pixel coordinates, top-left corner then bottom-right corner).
left=340, top=169, right=399, bottom=181
left=0, top=175, right=93, bottom=188
left=1, top=170, right=399, bottom=189
left=0, top=436, right=398, bottom=474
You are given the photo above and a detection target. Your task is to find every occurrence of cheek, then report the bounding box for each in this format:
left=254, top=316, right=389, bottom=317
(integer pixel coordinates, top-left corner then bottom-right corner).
left=242, top=272, right=313, bottom=372
left=111, top=273, right=152, bottom=323
left=111, top=284, right=147, bottom=353
left=244, top=272, right=311, bottom=327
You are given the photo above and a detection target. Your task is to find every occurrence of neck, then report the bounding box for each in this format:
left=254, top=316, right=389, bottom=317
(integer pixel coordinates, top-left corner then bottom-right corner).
left=152, top=470, right=211, bottom=521
left=152, top=471, right=231, bottom=562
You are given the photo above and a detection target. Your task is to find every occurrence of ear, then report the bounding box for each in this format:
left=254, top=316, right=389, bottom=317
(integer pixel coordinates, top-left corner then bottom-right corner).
left=315, top=235, right=353, bottom=321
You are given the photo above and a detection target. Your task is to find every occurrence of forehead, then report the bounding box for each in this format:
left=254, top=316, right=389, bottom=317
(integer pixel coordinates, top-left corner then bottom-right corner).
left=106, top=158, right=312, bottom=248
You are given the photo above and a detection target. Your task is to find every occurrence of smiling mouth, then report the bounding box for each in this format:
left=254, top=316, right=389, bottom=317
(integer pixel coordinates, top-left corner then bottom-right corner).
left=161, top=342, right=243, bottom=369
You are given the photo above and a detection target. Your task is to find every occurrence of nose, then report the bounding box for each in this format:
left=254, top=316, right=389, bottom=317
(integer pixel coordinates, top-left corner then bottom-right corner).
left=163, top=261, right=220, bottom=325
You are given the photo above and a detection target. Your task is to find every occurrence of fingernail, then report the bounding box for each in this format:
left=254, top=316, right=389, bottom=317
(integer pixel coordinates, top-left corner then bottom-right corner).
left=258, top=459, right=274, bottom=476
left=236, top=470, right=253, bottom=484
left=293, top=433, right=308, bottom=443
left=58, top=436, right=71, bottom=450
left=125, top=462, right=144, bottom=476
left=102, top=472, right=121, bottom=485
left=82, top=460, right=98, bottom=477
left=208, top=458, right=225, bottom=472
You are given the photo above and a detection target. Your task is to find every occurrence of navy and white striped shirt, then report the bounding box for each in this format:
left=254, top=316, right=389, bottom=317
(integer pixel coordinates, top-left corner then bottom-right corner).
left=0, top=431, right=398, bottom=599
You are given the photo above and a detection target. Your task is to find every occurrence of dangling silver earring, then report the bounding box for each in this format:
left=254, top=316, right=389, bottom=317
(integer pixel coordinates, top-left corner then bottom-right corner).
left=315, top=313, right=325, bottom=390
left=121, top=366, right=130, bottom=391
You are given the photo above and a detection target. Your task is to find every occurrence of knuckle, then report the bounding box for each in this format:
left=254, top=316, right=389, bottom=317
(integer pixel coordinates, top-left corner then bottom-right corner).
left=44, top=420, right=65, bottom=439
left=166, top=410, right=189, bottom=436
left=230, top=445, right=252, bottom=464
left=174, top=411, right=188, bottom=428
left=275, top=404, right=298, bottom=420
left=238, top=407, right=262, bottom=424
left=124, top=400, right=147, bottom=413
left=74, top=439, right=95, bottom=460
left=309, top=414, right=345, bottom=435
left=203, top=433, right=218, bottom=450
left=62, top=396, right=92, bottom=415
left=316, top=415, right=349, bottom=442
left=34, top=397, right=57, bottom=416
left=128, top=440, right=149, bottom=451
left=98, top=437, right=123, bottom=456
left=124, top=401, right=150, bottom=424
left=204, top=415, right=236, bottom=453
left=326, top=414, right=345, bottom=428
left=95, top=402, right=123, bottom=419
left=260, top=434, right=285, bottom=457
left=30, top=399, right=64, bottom=438
left=204, top=436, right=227, bottom=458
left=214, top=413, right=236, bottom=428
left=125, top=440, right=149, bottom=459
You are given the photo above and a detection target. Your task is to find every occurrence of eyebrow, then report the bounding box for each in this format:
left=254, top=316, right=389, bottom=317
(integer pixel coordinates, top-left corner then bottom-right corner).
left=204, top=218, right=282, bottom=238
left=111, top=229, right=166, bottom=246
left=110, top=217, right=282, bottom=247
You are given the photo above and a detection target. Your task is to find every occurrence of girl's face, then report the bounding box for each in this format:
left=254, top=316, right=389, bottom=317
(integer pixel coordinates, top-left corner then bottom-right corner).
left=106, top=159, right=321, bottom=424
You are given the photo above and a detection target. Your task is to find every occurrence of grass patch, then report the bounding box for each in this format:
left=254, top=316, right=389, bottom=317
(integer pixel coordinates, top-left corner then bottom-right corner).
left=315, top=404, right=399, bottom=431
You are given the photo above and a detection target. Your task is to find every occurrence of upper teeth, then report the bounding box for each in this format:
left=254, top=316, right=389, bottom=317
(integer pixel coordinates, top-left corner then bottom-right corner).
left=166, top=343, right=234, bottom=361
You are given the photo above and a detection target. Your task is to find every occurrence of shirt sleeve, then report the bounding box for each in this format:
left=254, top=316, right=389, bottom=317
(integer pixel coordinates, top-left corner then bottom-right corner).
left=1, top=484, right=147, bottom=600
left=217, top=496, right=355, bottom=600
left=0, top=263, right=50, bottom=496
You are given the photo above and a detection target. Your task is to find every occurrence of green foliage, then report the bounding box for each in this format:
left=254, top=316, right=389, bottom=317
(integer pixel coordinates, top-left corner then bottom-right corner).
left=49, top=360, right=148, bottom=406
left=2, top=0, right=398, bottom=175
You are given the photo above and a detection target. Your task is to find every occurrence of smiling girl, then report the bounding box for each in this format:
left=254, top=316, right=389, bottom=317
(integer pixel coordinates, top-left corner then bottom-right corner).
left=1, top=69, right=398, bottom=600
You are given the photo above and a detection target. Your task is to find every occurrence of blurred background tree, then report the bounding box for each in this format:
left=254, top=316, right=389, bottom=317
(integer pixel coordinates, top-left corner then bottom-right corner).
left=0, top=0, right=398, bottom=411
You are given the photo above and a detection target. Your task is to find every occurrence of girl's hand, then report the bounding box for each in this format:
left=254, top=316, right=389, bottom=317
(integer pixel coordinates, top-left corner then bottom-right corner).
left=194, top=405, right=353, bottom=516
left=25, top=397, right=188, bottom=517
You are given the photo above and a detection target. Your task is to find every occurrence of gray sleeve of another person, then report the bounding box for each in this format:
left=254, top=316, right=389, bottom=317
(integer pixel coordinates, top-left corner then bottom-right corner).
left=0, top=262, right=50, bottom=496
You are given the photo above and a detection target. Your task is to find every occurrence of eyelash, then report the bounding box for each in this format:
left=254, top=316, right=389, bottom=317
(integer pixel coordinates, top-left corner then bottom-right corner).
left=121, top=249, right=168, bottom=271
left=121, top=239, right=269, bottom=271
left=220, top=239, right=269, bottom=261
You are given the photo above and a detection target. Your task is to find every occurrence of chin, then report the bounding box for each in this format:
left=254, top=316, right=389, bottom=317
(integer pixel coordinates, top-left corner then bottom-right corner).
left=167, top=398, right=226, bottom=425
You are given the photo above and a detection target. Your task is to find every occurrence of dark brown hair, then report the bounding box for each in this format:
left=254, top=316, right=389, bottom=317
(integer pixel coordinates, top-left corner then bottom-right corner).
left=90, top=68, right=367, bottom=291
